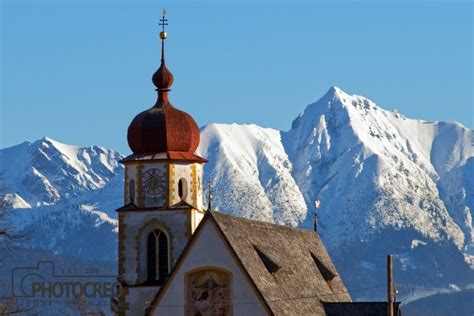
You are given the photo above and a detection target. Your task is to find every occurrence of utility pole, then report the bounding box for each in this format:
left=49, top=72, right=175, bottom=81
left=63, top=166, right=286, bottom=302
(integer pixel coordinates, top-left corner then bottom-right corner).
left=387, top=254, right=394, bottom=316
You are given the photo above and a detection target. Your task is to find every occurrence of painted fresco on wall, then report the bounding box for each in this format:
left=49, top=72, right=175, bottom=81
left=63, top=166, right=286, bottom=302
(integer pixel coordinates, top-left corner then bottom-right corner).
left=186, top=269, right=231, bottom=316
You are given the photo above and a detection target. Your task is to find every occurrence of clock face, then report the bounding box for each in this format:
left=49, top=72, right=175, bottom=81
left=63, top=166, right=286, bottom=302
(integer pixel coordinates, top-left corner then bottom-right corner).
left=142, top=168, right=167, bottom=196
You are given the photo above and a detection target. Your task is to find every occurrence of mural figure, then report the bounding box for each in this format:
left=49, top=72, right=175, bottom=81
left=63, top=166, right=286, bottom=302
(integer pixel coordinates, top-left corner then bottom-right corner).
left=187, top=269, right=231, bottom=316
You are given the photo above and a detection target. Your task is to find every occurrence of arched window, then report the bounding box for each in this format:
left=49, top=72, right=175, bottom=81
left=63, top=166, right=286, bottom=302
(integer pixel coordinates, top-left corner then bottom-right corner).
left=178, top=178, right=187, bottom=200
left=147, top=229, right=169, bottom=283
left=129, top=179, right=135, bottom=202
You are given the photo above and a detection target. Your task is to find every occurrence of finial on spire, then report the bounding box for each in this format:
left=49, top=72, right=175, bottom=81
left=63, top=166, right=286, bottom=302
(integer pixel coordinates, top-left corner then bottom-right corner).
left=159, top=9, right=168, bottom=40
left=159, top=9, right=168, bottom=63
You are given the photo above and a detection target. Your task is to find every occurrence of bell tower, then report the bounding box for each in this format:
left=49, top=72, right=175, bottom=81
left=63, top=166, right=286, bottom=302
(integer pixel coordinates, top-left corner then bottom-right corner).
left=114, top=11, right=207, bottom=315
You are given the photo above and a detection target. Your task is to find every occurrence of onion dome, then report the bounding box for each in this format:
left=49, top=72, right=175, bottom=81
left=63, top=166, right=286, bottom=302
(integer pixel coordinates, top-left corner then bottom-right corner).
left=127, top=18, right=202, bottom=160
left=151, top=51, right=174, bottom=91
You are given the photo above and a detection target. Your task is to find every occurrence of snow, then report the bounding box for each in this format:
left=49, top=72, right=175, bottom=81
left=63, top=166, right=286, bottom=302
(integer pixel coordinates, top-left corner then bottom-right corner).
left=282, top=86, right=471, bottom=250
left=0, top=137, right=123, bottom=255
left=401, top=286, right=457, bottom=305
left=0, top=86, right=472, bottom=306
left=44, top=137, right=82, bottom=170
left=0, top=137, right=123, bottom=207
left=2, top=193, right=31, bottom=209
left=411, top=239, right=427, bottom=249
left=80, top=204, right=118, bottom=229
left=198, top=123, right=307, bottom=226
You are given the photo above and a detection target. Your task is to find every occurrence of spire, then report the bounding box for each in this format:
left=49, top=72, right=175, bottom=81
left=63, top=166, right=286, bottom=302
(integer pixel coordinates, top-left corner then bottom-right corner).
left=127, top=10, right=204, bottom=158
left=152, top=9, right=174, bottom=96
left=313, top=199, right=320, bottom=232
left=207, top=181, right=213, bottom=211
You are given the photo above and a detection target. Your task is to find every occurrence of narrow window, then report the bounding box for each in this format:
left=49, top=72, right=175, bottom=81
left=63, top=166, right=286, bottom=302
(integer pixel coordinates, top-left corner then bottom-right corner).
left=178, top=178, right=187, bottom=200
left=147, top=229, right=170, bottom=283
left=129, top=179, right=135, bottom=202
left=158, top=232, right=169, bottom=280
left=147, top=231, right=157, bottom=281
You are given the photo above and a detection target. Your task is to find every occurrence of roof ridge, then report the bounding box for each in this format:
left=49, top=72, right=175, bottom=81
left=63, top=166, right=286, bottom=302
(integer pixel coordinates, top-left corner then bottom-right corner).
left=209, top=210, right=318, bottom=235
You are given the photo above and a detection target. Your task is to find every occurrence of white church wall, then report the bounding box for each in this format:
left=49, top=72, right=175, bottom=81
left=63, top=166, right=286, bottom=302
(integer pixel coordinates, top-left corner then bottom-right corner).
left=171, top=163, right=194, bottom=206
left=121, top=210, right=188, bottom=284
left=170, top=162, right=205, bottom=210
left=126, top=286, right=160, bottom=314
left=124, top=164, right=137, bottom=205
left=152, top=220, right=268, bottom=316
left=194, top=163, right=204, bottom=210
left=192, top=211, right=205, bottom=232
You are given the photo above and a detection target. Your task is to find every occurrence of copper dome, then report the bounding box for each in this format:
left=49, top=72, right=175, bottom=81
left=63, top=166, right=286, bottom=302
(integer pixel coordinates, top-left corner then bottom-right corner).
left=127, top=102, right=200, bottom=154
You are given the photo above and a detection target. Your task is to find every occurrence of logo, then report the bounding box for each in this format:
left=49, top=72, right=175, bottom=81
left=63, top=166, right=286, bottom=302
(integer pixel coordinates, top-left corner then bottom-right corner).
left=10, top=261, right=121, bottom=313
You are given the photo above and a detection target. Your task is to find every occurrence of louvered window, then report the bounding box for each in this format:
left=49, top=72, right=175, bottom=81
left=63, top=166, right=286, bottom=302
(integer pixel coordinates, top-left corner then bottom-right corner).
left=147, top=229, right=169, bottom=283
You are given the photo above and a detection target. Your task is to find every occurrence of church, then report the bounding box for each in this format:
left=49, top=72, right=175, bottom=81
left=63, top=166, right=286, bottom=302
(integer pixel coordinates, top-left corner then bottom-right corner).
left=112, top=14, right=401, bottom=316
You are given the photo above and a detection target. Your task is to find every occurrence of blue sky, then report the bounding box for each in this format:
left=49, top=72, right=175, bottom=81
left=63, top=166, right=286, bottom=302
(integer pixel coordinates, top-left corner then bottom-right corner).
left=2, top=0, right=472, bottom=154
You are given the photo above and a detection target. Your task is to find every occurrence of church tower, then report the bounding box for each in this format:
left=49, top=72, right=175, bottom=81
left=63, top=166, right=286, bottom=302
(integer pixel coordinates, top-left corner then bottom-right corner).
left=114, top=13, right=207, bottom=315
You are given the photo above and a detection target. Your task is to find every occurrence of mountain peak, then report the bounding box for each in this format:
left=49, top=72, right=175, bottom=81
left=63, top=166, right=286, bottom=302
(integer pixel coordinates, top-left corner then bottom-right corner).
left=327, top=85, right=343, bottom=94
left=1, top=137, right=124, bottom=207
left=37, top=136, right=74, bottom=151
left=323, top=86, right=349, bottom=101
left=41, top=136, right=55, bottom=142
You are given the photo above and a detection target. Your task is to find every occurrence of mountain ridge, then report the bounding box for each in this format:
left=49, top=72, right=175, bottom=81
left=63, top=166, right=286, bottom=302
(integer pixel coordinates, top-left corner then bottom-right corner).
left=1, top=86, right=473, bottom=311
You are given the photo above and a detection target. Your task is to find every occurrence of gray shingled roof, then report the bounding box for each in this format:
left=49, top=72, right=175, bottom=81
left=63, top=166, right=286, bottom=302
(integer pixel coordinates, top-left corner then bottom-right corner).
left=210, top=211, right=352, bottom=315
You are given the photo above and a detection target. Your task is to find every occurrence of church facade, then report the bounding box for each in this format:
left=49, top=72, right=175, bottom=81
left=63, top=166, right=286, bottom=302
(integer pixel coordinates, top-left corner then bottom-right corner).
left=112, top=15, right=401, bottom=316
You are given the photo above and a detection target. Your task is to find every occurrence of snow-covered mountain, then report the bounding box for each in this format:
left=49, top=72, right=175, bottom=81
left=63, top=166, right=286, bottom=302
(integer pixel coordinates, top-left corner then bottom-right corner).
left=0, top=137, right=122, bottom=258
left=1, top=137, right=122, bottom=208
left=1, top=87, right=473, bottom=311
left=198, top=87, right=473, bottom=302
left=198, top=124, right=307, bottom=226
left=283, top=87, right=472, bottom=250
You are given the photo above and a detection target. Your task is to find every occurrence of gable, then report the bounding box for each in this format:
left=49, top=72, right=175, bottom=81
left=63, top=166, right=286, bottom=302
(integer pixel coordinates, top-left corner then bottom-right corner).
left=149, top=218, right=270, bottom=316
